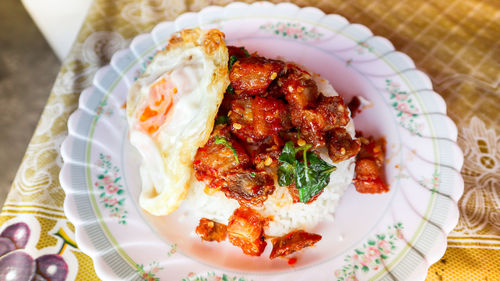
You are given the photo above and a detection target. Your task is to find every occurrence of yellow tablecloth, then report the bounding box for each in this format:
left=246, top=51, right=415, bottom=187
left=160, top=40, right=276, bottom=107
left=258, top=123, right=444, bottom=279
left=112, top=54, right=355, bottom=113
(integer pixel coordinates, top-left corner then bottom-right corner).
left=1, top=0, right=498, bottom=280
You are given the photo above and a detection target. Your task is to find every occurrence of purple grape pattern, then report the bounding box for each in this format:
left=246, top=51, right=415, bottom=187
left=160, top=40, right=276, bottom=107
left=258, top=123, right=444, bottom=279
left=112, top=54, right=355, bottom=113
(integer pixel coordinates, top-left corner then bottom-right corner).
left=0, top=237, right=16, bottom=256
left=36, top=254, right=68, bottom=281
left=0, top=250, right=36, bottom=281
left=0, top=222, right=76, bottom=281
left=1, top=222, right=30, bottom=249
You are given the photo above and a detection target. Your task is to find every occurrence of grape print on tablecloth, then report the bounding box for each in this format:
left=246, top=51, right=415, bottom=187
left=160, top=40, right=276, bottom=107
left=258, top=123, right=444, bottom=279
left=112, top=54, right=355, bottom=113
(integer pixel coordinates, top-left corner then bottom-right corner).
left=0, top=222, right=75, bottom=281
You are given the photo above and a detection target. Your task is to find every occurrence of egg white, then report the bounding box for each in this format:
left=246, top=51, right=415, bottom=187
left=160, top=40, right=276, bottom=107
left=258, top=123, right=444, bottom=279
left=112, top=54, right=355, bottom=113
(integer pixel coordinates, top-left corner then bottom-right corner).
left=127, top=28, right=229, bottom=216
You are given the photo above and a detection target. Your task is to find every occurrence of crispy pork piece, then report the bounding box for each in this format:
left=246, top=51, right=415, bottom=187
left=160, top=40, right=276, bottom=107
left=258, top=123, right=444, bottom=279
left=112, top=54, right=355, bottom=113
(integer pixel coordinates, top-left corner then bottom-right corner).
left=229, top=97, right=260, bottom=142
left=227, top=207, right=267, bottom=256
left=280, top=64, right=319, bottom=109
left=315, top=96, right=350, bottom=130
left=194, top=124, right=276, bottom=206
left=196, top=218, right=227, bottom=242
left=252, top=96, right=291, bottom=137
left=218, top=171, right=275, bottom=207
left=230, top=56, right=284, bottom=96
left=270, top=230, right=322, bottom=259
left=326, top=128, right=361, bottom=163
left=290, top=96, right=350, bottom=147
left=193, top=124, right=250, bottom=186
left=229, top=97, right=290, bottom=143
left=356, top=135, right=385, bottom=165
left=353, top=159, right=388, bottom=193
left=353, top=135, right=388, bottom=193
left=290, top=108, right=326, bottom=146
left=252, top=143, right=282, bottom=170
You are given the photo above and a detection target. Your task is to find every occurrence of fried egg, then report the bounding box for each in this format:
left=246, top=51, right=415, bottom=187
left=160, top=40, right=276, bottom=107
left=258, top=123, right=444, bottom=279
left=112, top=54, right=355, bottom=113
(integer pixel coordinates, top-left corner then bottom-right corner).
left=127, top=28, right=229, bottom=216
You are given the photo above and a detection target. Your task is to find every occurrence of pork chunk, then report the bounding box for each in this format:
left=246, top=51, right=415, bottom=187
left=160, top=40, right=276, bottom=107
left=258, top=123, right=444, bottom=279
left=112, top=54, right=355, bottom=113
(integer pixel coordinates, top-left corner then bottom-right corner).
left=280, top=64, right=319, bottom=109
left=270, top=230, right=322, bottom=259
left=218, top=171, right=275, bottom=207
left=230, top=97, right=290, bottom=143
left=252, top=96, right=291, bottom=137
left=326, top=128, right=361, bottom=162
left=227, top=207, right=267, bottom=256
left=353, top=135, right=388, bottom=193
left=193, top=125, right=251, bottom=187
left=196, top=218, right=227, bottom=242
left=230, top=56, right=284, bottom=96
left=290, top=96, right=350, bottom=147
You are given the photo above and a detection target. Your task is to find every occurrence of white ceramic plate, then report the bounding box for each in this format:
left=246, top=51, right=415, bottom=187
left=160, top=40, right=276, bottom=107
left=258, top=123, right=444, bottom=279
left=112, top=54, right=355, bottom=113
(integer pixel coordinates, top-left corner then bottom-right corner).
left=60, top=2, right=464, bottom=280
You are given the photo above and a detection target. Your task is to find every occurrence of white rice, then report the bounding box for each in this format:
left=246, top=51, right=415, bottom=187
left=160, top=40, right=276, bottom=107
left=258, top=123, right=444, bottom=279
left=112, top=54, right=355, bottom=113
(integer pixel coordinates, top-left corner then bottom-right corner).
left=183, top=73, right=356, bottom=237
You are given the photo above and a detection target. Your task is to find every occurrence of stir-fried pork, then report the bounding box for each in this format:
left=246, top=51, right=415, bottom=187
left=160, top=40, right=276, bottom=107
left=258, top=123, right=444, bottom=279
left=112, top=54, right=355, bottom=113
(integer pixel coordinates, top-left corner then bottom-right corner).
left=230, top=56, right=284, bottom=96
left=227, top=207, right=267, bottom=256
left=353, top=135, right=388, bottom=193
left=270, top=230, right=322, bottom=259
left=196, top=218, right=227, bottom=242
left=193, top=124, right=250, bottom=186
left=218, top=171, right=274, bottom=207
left=327, top=128, right=361, bottom=163
left=280, top=64, right=319, bottom=109
left=193, top=47, right=370, bottom=258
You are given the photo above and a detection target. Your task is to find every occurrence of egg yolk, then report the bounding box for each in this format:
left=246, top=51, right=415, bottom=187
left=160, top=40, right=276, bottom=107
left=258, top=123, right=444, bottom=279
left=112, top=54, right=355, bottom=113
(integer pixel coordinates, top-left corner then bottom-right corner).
left=137, top=76, right=177, bottom=135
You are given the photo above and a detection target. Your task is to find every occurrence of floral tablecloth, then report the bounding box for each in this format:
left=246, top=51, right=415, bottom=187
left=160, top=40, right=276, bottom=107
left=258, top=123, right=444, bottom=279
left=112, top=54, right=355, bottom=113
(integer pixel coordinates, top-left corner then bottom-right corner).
left=1, top=0, right=498, bottom=280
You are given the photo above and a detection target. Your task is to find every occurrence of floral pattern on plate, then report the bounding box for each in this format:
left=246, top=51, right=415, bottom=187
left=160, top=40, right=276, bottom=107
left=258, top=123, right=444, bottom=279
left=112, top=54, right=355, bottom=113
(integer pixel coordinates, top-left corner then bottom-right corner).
left=335, top=223, right=404, bottom=281
left=136, top=261, right=164, bottom=281
left=182, top=272, right=252, bottom=281
left=259, top=21, right=324, bottom=41
left=386, top=79, right=425, bottom=136
left=95, top=153, right=128, bottom=224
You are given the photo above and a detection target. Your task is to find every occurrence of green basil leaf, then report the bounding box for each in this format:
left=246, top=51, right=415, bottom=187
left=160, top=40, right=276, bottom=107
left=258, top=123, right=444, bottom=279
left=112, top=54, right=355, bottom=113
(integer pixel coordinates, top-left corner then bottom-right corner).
left=226, top=84, right=234, bottom=94
left=278, top=162, right=295, bottom=186
left=277, top=141, right=336, bottom=202
left=296, top=161, right=315, bottom=189
left=279, top=141, right=297, bottom=164
left=296, top=152, right=336, bottom=203
left=307, top=152, right=336, bottom=173
left=314, top=169, right=332, bottom=193
left=297, top=162, right=331, bottom=203
left=214, top=136, right=239, bottom=164
left=295, top=161, right=306, bottom=190
left=298, top=186, right=311, bottom=203
left=298, top=177, right=327, bottom=203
